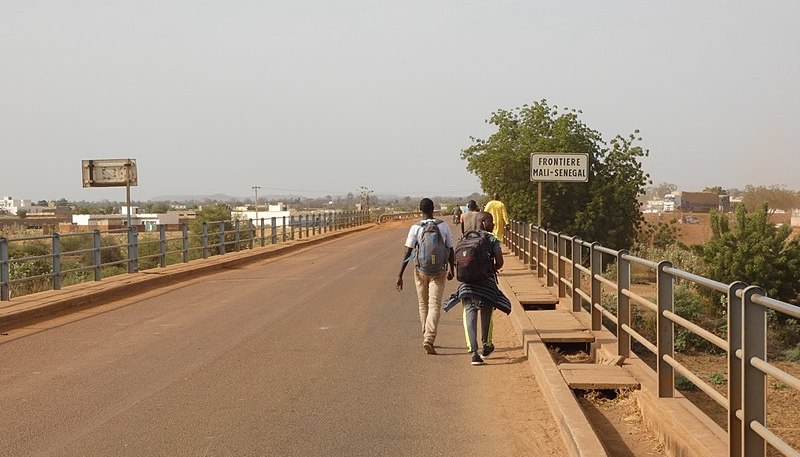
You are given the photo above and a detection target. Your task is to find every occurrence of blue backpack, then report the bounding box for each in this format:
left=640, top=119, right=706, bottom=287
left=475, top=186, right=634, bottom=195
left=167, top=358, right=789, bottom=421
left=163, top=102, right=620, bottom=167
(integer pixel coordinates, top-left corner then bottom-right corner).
left=415, top=219, right=449, bottom=275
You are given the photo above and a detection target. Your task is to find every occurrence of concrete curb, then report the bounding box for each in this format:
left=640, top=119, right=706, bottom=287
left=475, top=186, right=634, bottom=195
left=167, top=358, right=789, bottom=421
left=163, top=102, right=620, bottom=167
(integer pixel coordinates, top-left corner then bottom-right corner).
left=497, top=258, right=609, bottom=457
left=0, top=224, right=374, bottom=332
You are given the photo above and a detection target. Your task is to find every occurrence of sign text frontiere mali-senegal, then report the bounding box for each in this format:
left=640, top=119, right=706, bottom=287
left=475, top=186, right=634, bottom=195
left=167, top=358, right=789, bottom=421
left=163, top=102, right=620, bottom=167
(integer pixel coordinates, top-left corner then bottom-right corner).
left=530, top=153, right=589, bottom=182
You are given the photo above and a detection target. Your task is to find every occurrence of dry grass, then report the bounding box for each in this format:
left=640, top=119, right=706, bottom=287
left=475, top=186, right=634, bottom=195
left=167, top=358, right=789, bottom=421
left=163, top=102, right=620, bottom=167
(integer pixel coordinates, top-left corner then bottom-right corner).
left=579, top=388, right=666, bottom=456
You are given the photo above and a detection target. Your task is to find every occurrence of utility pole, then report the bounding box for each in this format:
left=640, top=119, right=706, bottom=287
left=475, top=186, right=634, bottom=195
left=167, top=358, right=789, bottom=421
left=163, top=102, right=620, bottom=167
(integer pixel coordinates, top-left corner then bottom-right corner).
left=252, top=185, right=261, bottom=226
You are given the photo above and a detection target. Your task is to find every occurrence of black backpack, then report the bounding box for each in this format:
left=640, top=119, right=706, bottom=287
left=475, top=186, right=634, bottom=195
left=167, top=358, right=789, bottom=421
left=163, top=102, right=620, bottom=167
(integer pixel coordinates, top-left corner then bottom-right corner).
left=454, top=230, right=494, bottom=283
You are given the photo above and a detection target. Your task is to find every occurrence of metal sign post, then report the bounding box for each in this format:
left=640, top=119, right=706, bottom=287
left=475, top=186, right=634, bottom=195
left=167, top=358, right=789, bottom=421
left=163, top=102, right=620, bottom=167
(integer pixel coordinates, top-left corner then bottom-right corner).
left=530, top=152, right=589, bottom=226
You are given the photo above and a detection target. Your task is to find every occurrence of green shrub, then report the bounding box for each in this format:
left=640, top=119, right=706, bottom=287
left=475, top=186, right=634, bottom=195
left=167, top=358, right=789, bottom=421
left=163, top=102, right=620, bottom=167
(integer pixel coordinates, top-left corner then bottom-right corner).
left=708, top=371, right=726, bottom=386
left=782, top=344, right=800, bottom=362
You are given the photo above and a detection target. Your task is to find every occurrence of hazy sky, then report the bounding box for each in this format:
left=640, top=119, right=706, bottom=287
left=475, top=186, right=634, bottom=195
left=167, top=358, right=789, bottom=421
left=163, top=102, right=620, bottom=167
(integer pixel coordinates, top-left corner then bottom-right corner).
left=2, top=1, right=798, bottom=202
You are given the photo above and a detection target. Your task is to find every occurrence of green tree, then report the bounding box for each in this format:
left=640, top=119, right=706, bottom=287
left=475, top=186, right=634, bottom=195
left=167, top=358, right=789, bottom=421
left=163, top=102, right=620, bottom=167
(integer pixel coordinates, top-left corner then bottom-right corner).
left=638, top=219, right=681, bottom=249
left=693, top=204, right=800, bottom=304
left=741, top=185, right=798, bottom=214
left=461, top=99, right=650, bottom=250
left=17, top=209, right=27, bottom=219
left=702, top=186, right=726, bottom=195
left=644, top=182, right=677, bottom=200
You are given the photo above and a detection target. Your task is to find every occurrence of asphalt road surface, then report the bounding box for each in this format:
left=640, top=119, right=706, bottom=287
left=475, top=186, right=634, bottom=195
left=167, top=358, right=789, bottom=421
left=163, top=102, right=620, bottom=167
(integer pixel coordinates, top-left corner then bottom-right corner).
left=0, top=221, right=566, bottom=457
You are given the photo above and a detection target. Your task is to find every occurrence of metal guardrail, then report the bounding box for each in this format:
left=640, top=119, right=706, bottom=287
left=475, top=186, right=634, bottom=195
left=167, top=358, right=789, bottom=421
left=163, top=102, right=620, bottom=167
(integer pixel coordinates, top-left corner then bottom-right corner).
left=0, top=210, right=369, bottom=301
left=506, top=220, right=800, bottom=457
left=375, top=210, right=446, bottom=224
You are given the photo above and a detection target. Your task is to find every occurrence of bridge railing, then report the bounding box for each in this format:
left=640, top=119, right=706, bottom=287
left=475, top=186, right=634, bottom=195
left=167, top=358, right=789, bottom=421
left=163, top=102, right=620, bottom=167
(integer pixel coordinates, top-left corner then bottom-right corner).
left=375, top=210, right=446, bottom=224
left=0, top=210, right=369, bottom=301
left=507, top=220, right=800, bottom=457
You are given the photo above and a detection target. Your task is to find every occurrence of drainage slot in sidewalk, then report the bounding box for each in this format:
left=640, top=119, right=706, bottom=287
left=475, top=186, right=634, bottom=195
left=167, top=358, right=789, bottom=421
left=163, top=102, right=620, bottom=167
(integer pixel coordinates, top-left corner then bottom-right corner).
left=546, top=342, right=592, bottom=363
left=521, top=302, right=557, bottom=311
left=576, top=389, right=666, bottom=456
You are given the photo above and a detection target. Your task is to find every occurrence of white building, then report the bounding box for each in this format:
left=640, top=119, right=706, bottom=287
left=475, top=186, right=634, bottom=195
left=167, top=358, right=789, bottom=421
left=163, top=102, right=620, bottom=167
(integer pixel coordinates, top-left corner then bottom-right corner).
left=231, top=203, right=292, bottom=227
left=643, top=200, right=665, bottom=214
left=72, top=207, right=179, bottom=231
left=0, top=196, right=43, bottom=215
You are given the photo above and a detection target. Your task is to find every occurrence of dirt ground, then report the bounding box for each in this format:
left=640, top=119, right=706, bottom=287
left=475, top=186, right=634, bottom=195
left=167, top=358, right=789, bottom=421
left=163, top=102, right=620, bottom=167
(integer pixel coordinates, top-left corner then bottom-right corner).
left=644, top=212, right=800, bottom=246
left=644, top=212, right=714, bottom=246
left=677, top=353, right=800, bottom=455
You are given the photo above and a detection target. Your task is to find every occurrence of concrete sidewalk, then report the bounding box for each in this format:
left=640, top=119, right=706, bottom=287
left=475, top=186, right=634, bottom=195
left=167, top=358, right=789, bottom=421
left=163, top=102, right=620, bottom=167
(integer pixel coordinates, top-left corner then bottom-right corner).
left=0, top=224, right=373, bottom=333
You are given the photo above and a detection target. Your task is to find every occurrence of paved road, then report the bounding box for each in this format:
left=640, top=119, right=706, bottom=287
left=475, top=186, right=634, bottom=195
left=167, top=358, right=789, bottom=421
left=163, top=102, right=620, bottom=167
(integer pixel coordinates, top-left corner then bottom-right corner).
left=0, top=221, right=566, bottom=456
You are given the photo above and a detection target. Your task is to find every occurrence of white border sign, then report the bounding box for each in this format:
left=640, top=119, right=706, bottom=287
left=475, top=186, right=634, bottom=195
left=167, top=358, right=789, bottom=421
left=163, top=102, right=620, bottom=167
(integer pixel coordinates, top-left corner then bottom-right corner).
left=530, top=153, right=589, bottom=182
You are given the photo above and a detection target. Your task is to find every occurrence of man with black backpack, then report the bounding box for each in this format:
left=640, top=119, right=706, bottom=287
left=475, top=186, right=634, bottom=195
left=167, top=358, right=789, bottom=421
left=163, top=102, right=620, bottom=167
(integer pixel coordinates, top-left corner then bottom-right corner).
left=444, top=211, right=510, bottom=365
left=396, top=198, right=455, bottom=355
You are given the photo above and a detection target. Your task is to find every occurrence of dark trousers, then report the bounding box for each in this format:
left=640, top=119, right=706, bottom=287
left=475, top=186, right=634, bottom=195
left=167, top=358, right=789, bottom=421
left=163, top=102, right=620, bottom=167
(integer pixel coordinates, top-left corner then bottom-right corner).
left=462, top=297, right=493, bottom=353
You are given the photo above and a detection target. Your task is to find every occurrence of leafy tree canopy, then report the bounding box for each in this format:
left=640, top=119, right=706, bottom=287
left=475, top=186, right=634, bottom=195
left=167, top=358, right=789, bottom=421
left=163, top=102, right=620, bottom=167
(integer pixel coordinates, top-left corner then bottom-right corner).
left=702, top=186, right=726, bottom=195
left=461, top=99, right=651, bottom=250
left=741, top=185, right=799, bottom=213
left=693, top=203, right=800, bottom=304
left=643, top=182, right=677, bottom=201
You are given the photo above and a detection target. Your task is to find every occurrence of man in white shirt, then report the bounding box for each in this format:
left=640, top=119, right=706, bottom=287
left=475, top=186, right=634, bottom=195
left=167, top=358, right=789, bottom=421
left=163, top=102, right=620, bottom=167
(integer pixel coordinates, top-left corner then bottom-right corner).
left=396, top=198, right=455, bottom=355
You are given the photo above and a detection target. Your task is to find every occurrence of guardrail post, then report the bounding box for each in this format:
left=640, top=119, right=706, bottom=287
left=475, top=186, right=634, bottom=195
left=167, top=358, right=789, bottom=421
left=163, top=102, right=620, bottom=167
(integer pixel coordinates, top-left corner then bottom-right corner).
left=271, top=217, right=277, bottom=244
left=233, top=220, right=241, bottom=252
left=181, top=224, right=189, bottom=263
left=93, top=230, right=102, bottom=281
left=537, top=228, right=546, bottom=278
left=657, top=260, right=674, bottom=397
left=727, top=281, right=747, bottom=457
left=282, top=216, right=287, bottom=241
left=545, top=231, right=555, bottom=287
left=52, top=233, right=62, bottom=290
left=557, top=233, right=566, bottom=297
left=515, top=221, right=521, bottom=260
left=290, top=216, right=295, bottom=240
left=299, top=216, right=304, bottom=239
left=590, top=242, right=602, bottom=331
left=527, top=223, right=534, bottom=270
left=219, top=221, right=226, bottom=255
left=0, top=237, right=8, bottom=301
left=202, top=222, right=209, bottom=259
left=127, top=227, right=139, bottom=273
left=742, top=285, right=767, bottom=457
left=571, top=237, right=582, bottom=312
left=159, top=225, right=167, bottom=267
left=617, top=250, right=631, bottom=358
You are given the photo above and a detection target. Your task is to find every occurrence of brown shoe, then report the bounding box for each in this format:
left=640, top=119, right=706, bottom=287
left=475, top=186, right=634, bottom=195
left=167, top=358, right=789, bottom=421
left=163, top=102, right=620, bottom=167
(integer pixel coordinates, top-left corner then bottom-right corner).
left=423, top=342, right=437, bottom=355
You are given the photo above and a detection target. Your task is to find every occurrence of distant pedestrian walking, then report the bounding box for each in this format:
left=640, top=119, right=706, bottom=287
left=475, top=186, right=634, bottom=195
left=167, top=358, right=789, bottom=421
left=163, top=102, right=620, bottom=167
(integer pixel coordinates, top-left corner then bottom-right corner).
left=484, top=192, right=509, bottom=243
left=396, top=198, right=455, bottom=355
left=452, top=205, right=462, bottom=225
left=460, top=200, right=480, bottom=235
left=443, top=211, right=510, bottom=365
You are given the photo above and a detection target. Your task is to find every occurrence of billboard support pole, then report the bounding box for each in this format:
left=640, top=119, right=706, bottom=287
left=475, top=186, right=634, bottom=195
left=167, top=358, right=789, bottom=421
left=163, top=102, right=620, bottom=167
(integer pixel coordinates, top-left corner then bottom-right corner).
left=125, top=160, right=132, bottom=228
left=537, top=182, right=542, bottom=226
